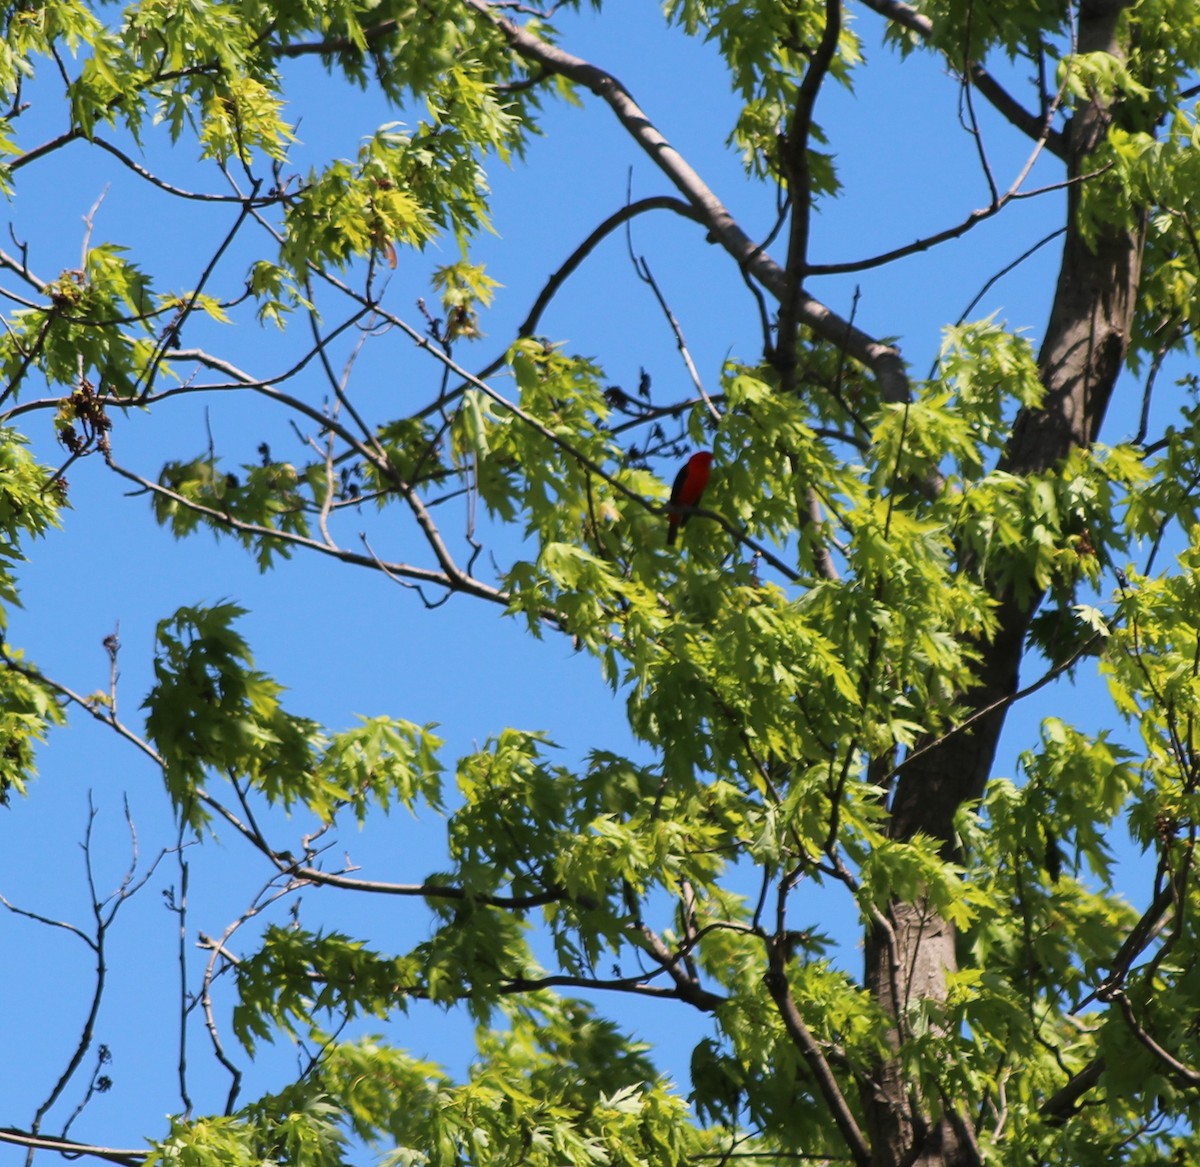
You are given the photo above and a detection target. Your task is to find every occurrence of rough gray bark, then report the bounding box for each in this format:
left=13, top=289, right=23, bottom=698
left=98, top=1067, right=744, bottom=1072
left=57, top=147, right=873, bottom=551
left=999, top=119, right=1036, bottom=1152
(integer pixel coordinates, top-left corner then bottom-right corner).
left=861, top=3, right=1143, bottom=1164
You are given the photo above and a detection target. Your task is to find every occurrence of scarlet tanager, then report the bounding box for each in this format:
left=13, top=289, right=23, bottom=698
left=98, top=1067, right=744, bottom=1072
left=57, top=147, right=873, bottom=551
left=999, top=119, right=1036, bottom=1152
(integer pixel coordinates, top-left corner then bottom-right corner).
left=666, top=450, right=714, bottom=546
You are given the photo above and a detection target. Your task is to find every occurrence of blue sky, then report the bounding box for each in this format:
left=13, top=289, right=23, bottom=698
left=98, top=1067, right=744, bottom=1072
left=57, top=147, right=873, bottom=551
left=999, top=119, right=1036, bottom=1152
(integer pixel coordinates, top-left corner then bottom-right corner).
left=0, top=0, right=1171, bottom=1157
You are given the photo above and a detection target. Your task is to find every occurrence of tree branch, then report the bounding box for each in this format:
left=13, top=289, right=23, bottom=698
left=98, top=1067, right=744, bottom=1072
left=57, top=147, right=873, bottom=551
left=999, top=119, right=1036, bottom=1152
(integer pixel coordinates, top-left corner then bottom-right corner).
left=497, top=971, right=724, bottom=1007
left=437, top=194, right=706, bottom=442
left=775, top=0, right=842, bottom=390
left=856, top=0, right=1066, bottom=158
left=1040, top=1056, right=1106, bottom=1124
left=0, top=1128, right=145, bottom=1166
left=90, top=136, right=286, bottom=204
left=106, top=456, right=514, bottom=609
left=332, top=297, right=809, bottom=581
left=1108, top=990, right=1200, bottom=1086
left=23, top=799, right=127, bottom=1159
left=518, top=195, right=704, bottom=342
left=271, top=18, right=400, bottom=58
left=10, top=128, right=84, bottom=172
left=763, top=949, right=872, bottom=1167
left=624, top=911, right=726, bottom=1013
left=809, top=160, right=1094, bottom=279
left=464, top=0, right=909, bottom=403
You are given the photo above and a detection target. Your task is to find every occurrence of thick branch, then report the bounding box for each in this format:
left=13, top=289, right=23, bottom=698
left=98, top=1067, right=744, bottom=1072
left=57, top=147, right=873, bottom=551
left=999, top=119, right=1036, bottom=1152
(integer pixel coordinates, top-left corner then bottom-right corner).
left=857, top=0, right=1066, bottom=158
left=464, top=0, right=909, bottom=403
left=764, top=952, right=872, bottom=1167
left=1041, top=1057, right=1107, bottom=1124
left=775, top=0, right=842, bottom=390
left=625, top=918, right=726, bottom=1013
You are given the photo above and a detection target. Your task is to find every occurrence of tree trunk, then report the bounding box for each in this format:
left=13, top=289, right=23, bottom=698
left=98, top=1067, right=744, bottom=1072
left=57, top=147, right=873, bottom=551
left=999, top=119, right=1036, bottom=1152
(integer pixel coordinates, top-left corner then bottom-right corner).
left=861, top=3, right=1143, bottom=1163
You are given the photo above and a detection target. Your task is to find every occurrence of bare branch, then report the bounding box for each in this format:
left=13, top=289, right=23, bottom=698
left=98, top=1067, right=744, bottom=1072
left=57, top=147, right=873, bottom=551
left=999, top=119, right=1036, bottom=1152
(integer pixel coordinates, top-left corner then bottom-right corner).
left=856, top=0, right=1066, bottom=157
left=0, top=1127, right=146, bottom=1166
left=90, top=136, right=288, bottom=204
left=465, top=0, right=909, bottom=403
left=0, top=893, right=95, bottom=948
left=809, top=166, right=1103, bottom=278
left=172, top=842, right=193, bottom=1116
left=775, top=0, right=842, bottom=392
left=135, top=189, right=259, bottom=399
left=0, top=646, right=164, bottom=770
left=10, top=128, right=84, bottom=172
left=627, top=250, right=720, bottom=424
left=24, top=799, right=119, bottom=1159
left=106, top=455, right=513, bottom=607
left=195, top=877, right=306, bottom=1114
left=517, top=194, right=703, bottom=345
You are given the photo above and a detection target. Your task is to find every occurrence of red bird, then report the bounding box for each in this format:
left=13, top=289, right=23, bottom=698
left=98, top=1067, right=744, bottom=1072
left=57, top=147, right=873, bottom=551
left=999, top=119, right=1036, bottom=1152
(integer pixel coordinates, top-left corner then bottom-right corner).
left=667, top=451, right=714, bottom=546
